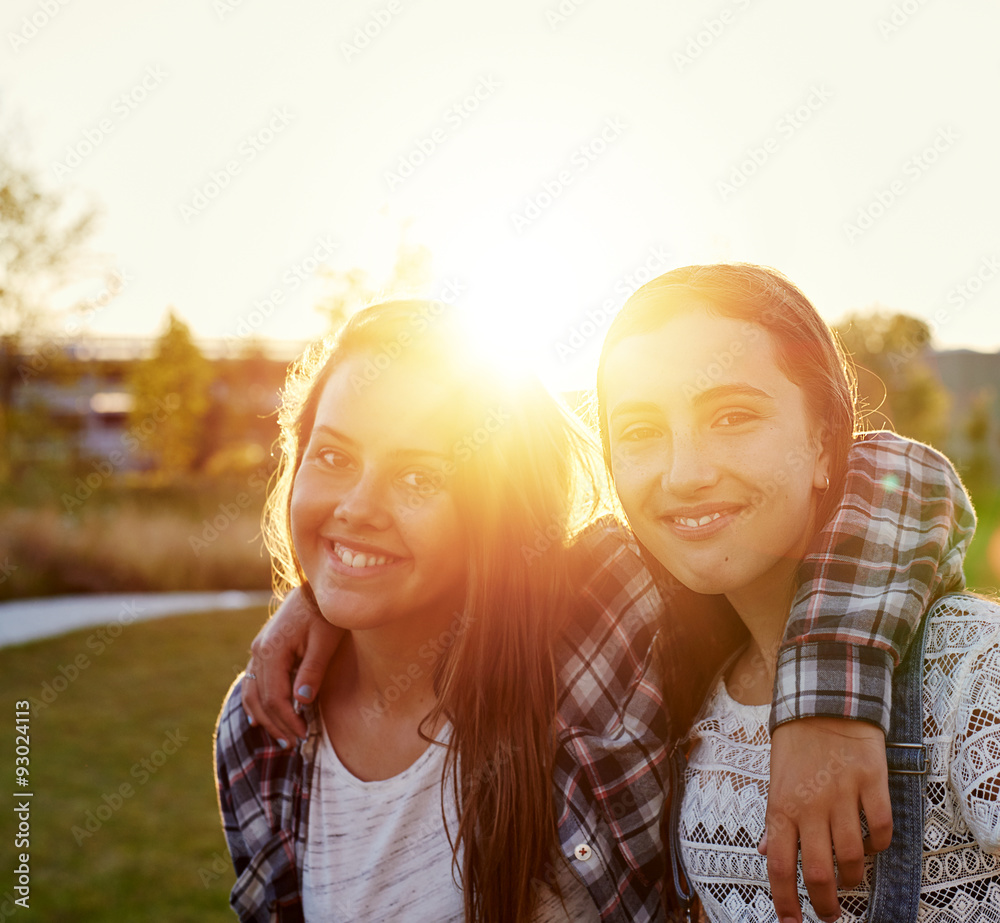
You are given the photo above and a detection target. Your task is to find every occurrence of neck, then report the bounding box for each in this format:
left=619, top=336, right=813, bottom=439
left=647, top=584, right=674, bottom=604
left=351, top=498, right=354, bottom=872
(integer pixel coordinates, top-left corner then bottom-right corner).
left=725, top=555, right=801, bottom=680
left=329, top=609, right=462, bottom=721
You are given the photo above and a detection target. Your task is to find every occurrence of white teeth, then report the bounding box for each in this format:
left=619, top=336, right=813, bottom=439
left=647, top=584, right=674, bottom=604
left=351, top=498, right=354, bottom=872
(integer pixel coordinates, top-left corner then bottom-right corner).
left=333, top=543, right=395, bottom=568
left=674, top=512, right=723, bottom=528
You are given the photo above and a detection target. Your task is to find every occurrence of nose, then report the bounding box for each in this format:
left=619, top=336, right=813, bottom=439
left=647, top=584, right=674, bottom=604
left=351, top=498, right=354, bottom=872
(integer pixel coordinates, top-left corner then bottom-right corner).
left=663, top=428, right=719, bottom=496
left=335, top=468, right=392, bottom=530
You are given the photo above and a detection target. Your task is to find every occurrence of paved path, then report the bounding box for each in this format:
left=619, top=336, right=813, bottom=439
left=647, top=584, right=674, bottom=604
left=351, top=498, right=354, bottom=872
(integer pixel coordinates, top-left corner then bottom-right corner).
left=0, top=590, right=273, bottom=648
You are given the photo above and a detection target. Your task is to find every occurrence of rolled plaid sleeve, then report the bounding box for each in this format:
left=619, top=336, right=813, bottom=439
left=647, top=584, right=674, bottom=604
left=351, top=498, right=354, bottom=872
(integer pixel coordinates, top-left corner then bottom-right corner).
left=770, top=432, right=977, bottom=734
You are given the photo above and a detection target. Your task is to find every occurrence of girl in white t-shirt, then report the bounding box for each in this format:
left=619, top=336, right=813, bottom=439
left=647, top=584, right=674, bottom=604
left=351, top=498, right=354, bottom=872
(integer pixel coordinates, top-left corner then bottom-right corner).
left=596, top=262, right=1000, bottom=921
left=217, top=299, right=604, bottom=922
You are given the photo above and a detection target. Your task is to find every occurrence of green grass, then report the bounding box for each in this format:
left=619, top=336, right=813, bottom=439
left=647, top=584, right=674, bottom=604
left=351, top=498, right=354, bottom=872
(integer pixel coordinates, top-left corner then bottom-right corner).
left=0, top=606, right=266, bottom=922
left=966, top=488, right=1000, bottom=594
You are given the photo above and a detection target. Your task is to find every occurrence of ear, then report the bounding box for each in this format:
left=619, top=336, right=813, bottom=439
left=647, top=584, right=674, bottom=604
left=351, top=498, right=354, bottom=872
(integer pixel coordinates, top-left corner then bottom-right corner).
left=811, top=426, right=833, bottom=491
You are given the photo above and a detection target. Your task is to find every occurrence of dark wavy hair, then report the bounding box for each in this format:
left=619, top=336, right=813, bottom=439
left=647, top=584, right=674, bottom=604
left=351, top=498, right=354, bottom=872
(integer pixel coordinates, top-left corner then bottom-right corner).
left=595, top=263, right=859, bottom=916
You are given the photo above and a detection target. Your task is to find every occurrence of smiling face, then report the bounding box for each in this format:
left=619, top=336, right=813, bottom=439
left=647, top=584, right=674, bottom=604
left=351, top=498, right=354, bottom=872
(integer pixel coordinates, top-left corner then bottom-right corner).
left=603, top=305, right=831, bottom=612
left=290, top=352, right=467, bottom=638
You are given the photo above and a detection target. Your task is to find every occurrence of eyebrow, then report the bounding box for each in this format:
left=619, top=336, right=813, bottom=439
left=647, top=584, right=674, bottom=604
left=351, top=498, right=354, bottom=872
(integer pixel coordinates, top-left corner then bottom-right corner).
left=609, top=383, right=775, bottom=420
left=310, top=425, right=452, bottom=461
left=690, top=383, right=775, bottom=406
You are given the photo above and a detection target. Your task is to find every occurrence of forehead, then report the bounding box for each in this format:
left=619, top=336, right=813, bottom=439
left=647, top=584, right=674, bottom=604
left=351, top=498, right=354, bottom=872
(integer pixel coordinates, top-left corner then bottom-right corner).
left=603, top=308, right=795, bottom=406
left=312, top=352, right=460, bottom=451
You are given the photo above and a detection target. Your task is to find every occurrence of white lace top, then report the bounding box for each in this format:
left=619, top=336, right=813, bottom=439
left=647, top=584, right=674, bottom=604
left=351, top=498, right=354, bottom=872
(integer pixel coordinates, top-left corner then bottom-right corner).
left=678, top=594, right=1000, bottom=922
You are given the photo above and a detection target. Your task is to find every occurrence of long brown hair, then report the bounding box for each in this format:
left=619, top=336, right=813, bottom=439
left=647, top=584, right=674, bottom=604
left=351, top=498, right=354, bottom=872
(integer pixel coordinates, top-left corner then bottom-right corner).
left=595, top=263, right=859, bottom=915
left=263, top=299, right=606, bottom=923
left=596, top=262, right=859, bottom=724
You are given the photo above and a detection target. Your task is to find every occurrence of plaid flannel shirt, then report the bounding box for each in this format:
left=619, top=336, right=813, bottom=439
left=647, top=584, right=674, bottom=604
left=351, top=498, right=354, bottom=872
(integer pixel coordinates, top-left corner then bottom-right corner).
left=214, top=432, right=975, bottom=922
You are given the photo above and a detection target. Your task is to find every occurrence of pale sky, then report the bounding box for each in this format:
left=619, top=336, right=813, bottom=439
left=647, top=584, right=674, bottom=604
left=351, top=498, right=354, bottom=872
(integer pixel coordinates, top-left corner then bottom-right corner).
left=3, top=0, right=999, bottom=390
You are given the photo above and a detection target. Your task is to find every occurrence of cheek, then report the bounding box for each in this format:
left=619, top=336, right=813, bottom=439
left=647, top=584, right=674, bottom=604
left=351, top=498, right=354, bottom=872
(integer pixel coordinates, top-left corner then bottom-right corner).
left=610, top=449, right=654, bottom=507
left=289, top=472, right=323, bottom=547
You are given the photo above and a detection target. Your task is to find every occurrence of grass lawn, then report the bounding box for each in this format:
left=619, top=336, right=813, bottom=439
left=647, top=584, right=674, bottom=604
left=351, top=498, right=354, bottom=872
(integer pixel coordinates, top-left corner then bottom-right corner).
left=0, top=606, right=266, bottom=922
left=967, top=487, right=1000, bottom=594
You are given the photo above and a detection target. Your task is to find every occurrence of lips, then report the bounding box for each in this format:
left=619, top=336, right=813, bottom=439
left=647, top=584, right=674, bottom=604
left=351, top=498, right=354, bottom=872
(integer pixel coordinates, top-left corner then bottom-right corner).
left=673, top=511, right=724, bottom=529
left=324, top=538, right=404, bottom=572
left=333, top=542, right=398, bottom=568
left=660, top=504, right=742, bottom=540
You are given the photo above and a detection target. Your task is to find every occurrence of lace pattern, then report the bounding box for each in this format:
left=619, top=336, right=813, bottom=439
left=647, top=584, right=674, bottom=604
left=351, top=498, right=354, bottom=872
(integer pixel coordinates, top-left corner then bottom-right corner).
left=679, top=594, right=1000, bottom=922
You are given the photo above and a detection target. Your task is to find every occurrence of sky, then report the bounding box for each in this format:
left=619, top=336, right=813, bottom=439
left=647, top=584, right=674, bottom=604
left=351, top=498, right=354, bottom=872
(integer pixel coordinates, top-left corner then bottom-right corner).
left=3, top=0, right=999, bottom=390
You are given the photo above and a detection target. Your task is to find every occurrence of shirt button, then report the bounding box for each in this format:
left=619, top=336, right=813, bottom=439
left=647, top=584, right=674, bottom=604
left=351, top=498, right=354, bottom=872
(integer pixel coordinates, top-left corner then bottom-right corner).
left=573, top=843, right=593, bottom=861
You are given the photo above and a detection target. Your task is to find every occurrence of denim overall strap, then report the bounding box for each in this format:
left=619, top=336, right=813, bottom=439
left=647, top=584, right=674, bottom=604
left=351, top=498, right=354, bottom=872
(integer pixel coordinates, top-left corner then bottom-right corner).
left=667, top=742, right=696, bottom=921
left=866, top=609, right=931, bottom=922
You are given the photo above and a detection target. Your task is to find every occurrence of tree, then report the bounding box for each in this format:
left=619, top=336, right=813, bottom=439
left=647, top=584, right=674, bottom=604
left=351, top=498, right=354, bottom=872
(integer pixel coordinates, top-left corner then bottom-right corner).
left=834, top=311, right=951, bottom=449
left=127, top=310, right=213, bottom=476
left=960, top=389, right=995, bottom=498
left=0, top=122, right=97, bottom=479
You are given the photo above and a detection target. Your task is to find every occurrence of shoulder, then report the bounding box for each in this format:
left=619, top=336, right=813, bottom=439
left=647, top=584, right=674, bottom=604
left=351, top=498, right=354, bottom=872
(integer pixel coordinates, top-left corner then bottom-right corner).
left=566, top=515, right=659, bottom=627
left=556, top=516, right=667, bottom=733
left=560, top=516, right=662, bottom=678
left=215, top=675, right=294, bottom=791
left=924, top=593, right=1000, bottom=654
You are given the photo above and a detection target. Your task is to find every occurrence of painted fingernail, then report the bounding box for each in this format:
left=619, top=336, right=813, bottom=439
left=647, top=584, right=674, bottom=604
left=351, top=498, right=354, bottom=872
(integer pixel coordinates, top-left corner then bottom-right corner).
left=246, top=713, right=255, bottom=726
left=297, top=685, right=314, bottom=700
left=278, top=738, right=289, bottom=749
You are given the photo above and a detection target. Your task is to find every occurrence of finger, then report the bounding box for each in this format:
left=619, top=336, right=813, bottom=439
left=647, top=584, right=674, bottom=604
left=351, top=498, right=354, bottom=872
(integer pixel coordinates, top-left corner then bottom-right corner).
left=246, top=651, right=307, bottom=744
left=859, top=779, right=893, bottom=854
left=758, top=829, right=768, bottom=856
left=292, top=626, right=342, bottom=704
left=797, top=822, right=840, bottom=923
left=830, top=808, right=865, bottom=890
left=764, top=810, right=804, bottom=923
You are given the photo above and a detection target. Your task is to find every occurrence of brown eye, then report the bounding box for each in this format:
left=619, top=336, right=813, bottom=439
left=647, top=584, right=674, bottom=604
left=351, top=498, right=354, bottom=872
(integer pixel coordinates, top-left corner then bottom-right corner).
left=317, top=448, right=352, bottom=469
left=715, top=411, right=755, bottom=428
left=620, top=424, right=660, bottom=443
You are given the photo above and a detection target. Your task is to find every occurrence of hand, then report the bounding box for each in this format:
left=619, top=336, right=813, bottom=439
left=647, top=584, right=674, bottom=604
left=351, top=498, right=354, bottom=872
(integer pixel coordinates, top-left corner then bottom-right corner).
left=762, top=717, right=891, bottom=923
left=241, top=586, right=342, bottom=745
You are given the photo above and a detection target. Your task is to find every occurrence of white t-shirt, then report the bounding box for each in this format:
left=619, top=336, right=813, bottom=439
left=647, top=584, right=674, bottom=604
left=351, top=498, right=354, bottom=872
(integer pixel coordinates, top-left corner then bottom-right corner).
left=302, top=715, right=600, bottom=922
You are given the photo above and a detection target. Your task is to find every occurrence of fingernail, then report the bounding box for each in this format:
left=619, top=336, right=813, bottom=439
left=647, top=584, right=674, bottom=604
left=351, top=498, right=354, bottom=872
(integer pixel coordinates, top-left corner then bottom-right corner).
left=246, top=713, right=255, bottom=726
left=278, top=738, right=289, bottom=749
left=297, top=685, right=314, bottom=700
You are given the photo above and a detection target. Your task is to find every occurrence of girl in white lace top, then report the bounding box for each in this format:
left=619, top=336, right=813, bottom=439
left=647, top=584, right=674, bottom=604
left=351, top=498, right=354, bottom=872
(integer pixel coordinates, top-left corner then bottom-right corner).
left=679, top=592, right=1000, bottom=921
left=596, top=262, right=1000, bottom=921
